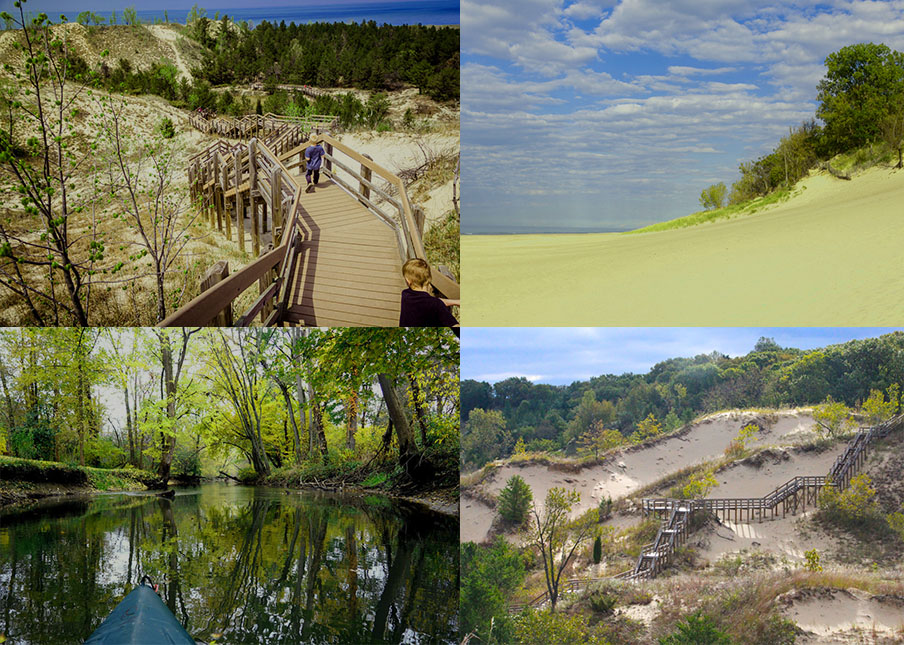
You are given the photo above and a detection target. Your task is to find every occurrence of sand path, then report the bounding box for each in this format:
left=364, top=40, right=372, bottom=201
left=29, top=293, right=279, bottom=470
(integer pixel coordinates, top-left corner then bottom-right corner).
left=462, top=167, right=904, bottom=325
left=460, top=410, right=816, bottom=543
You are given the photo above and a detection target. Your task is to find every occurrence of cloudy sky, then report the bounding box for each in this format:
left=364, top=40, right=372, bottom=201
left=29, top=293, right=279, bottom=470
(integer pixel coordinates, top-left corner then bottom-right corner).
left=461, top=328, right=903, bottom=384
left=461, top=0, right=904, bottom=233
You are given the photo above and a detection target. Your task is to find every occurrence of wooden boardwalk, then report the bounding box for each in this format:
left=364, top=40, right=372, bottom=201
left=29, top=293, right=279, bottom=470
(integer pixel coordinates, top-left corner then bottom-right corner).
left=507, top=412, right=904, bottom=611
left=161, top=126, right=458, bottom=327
left=285, top=180, right=405, bottom=326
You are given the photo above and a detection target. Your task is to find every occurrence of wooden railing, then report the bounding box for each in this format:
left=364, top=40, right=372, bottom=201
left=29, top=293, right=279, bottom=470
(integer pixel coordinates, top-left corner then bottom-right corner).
left=634, top=412, right=904, bottom=579
left=188, top=112, right=338, bottom=139
left=164, top=123, right=459, bottom=326
left=278, top=133, right=459, bottom=299
left=504, top=412, right=904, bottom=610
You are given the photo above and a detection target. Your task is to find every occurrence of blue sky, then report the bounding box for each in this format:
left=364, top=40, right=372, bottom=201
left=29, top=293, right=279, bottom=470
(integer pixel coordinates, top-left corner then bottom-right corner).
left=461, top=328, right=903, bottom=385
left=461, top=0, right=904, bottom=233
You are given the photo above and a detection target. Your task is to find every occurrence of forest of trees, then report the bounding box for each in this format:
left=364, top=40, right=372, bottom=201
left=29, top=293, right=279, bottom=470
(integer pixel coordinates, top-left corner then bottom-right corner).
left=701, top=43, right=904, bottom=207
left=191, top=13, right=459, bottom=101
left=0, top=327, right=459, bottom=490
left=462, top=332, right=904, bottom=469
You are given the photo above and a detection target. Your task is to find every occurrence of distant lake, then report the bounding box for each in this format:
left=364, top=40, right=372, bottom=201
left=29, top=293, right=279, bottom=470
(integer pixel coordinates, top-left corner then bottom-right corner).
left=40, top=2, right=459, bottom=27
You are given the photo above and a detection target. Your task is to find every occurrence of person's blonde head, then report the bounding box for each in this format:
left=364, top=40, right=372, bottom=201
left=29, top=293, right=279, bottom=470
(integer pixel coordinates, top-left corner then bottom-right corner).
left=402, top=258, right=431, bottom=288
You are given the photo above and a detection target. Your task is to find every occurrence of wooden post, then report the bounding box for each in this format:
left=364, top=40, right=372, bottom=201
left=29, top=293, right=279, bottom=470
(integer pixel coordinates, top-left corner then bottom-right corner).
left=360, top=153, right=373, bottom=200
left=258, top=243, right=274, bottom=323
left=199, top=260, right=233, bottom=326
left=271, top=169, right=283, bottom=242
left=262, top=201, right=268, bottom=235
left=222, top=161, right=231, bottom=241
left=249, top=140, right=260, bottom=257
left=413, top=205, right=426, bottom=239
left=235, top=151, right=244, bottom=254
left=324, top=141, right=333, bottom=174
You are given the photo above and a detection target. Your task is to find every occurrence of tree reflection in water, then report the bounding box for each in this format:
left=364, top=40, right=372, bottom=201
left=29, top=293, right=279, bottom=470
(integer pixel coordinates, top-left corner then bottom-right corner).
left=0, top=484, right=458, bottom=644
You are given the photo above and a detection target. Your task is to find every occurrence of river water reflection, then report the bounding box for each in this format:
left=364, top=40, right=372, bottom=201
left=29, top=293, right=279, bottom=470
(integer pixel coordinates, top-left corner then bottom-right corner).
left=0, top=484, right=459, bottom=644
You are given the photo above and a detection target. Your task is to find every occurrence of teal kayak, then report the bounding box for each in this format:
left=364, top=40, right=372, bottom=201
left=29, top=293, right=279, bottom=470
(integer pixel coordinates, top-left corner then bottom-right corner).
left=84, top=583, right=195, bottom=644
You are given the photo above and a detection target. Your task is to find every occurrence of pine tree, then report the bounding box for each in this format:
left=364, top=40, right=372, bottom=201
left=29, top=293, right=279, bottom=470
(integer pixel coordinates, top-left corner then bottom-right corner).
left=497, top=475, right=532, bottom=526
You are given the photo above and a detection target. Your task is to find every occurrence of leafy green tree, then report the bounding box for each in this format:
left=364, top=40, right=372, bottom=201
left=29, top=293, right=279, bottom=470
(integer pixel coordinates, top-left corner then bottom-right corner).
left=816, top=43, right=904, bottom=153
left=861, top=384, right=900, bottom=425
left=497, top=474, right=532, bottom=526
left=592, top=535, right=602, bottom=564
left=699, top=182, right=727, bottom=210
left=460, top=538, right=525, bottom=643
left=525, top=487, right=594, bottom=611
left=682, top=469, right=717, bottom=499
left=462, top=408, right=507, bottom=468
left=566, top=390, right=616, bottom=444
left=631, top=413, right=663, bottom=443
left=820, top=473, right=878, bottom=525
left=578, top=420, right=625, bottom=459
left=659, top=612, right=731, bottom=645
left=879, top=108, right=904, bottom=168
left=813, top=395, right=856, bottom=438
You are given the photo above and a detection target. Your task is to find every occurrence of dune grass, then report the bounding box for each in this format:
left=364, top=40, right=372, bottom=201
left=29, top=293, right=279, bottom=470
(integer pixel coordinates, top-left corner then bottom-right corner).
left=626, top=187, right=794, bottom=234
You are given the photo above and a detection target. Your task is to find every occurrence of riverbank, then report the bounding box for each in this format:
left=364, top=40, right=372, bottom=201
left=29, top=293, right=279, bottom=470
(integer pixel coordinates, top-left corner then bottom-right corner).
left=0, top=456, right=158, bottom=508
left=462, top=165, right=904, bottom=325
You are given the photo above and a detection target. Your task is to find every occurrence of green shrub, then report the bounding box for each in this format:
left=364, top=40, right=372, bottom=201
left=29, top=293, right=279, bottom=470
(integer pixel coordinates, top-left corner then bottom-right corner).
left=588, top=590, right=617, bottom=614
left=804, top=548, right=822, bottom=572
left=236, top=466, right=258, bottom=483
left=659, top=612, right=731, bottom=645
left=497, top=474, right=533, bottom=526
left=592, top=535, right=602, bottom=564
left=158, top=117, right=175, bottom=139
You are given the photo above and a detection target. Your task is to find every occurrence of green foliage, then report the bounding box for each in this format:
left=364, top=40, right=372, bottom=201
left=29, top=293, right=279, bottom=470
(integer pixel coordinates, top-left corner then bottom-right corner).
left=497, top=474, right=533, bottom=526
left=460, top=538, right=525, bottom=643
left=360, top=472, right=388, bottom=488
left=123, top=6, right=138, bottom=26
left=699, top=182, right=727, bottom=210
left=462, top=408, right=508, bottom=469
left=817, top=43, right=904, bottom=154
left=819, top=474, right=879, bottom=527
left=236, top=466, right=258, bottom=483
left=158, top=117, right=175, bottom=139
left=9, top=405, right=56, bottom=461
left=725, top=422, right=759, bottom=459
left=804, top=548, right=822, bottom=572
left=813, top=396, right=856, bottom=438
left=681, top=469, right=717, bottom=499
left=567, top=390, right=617, bottom=445
left=84, top=437, right=126, bottom=469
left=172, top=444, right=201, bottom=478
left=887, top=508, right=904, bottom=541
left=588, top=589, right=617, bottom=614
left=861, top=384, right=900, bottom=425
left=514, top=609, right=612, bottom=645
left=592, top=535, right=602, bottom=564
left=579, top=421, right=626, bottom=459
left=631, top=413, right=663, bottom=443
left=659, top=612, right=732, bottom=645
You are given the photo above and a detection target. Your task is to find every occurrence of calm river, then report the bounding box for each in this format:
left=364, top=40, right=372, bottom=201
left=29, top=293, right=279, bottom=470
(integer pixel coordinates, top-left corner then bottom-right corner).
left=0, top=484, right=458, bottom=644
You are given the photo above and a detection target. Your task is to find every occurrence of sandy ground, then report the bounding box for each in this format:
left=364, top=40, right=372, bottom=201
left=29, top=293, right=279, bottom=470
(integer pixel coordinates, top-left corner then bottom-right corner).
left=336, top=129, right=459, bottom=227
left=460, top=409, right=817, bottom=543
left=462, top=166, right=904, bottom=325
left=782, top=588, right=904, bottom=643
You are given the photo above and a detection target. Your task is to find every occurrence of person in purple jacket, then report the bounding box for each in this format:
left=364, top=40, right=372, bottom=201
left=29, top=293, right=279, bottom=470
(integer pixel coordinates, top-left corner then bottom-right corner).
left=399, top=258, right=459, bottom=336
left=304, top=137, right=325, bottom=193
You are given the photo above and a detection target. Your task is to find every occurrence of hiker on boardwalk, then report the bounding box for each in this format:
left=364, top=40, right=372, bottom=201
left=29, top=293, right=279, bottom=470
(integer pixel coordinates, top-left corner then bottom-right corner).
left=399, top=258, right=460, bottom=336
left=304, top=137, right=325, bottom=193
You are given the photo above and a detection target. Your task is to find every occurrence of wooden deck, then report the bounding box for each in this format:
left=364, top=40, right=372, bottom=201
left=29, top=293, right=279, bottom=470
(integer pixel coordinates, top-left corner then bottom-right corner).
left=284, top=179, right=405, bottom=326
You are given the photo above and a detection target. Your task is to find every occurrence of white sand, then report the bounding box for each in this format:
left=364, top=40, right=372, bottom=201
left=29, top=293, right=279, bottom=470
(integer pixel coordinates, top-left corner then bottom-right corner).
left=783, top=589, right=904, bottom=642
left=460, top=410, right=816, bottom=544
left=462, top=167, right=904, bottom=325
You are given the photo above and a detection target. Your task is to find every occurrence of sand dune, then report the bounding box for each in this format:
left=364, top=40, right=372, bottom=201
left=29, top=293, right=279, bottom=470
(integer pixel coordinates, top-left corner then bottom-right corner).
left=460, top=410, right=816, bottom=543
left=462, top=167, right=904, bottom=325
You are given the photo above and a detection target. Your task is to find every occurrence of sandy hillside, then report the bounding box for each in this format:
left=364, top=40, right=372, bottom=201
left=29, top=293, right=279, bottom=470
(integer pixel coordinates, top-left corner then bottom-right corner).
left=461, top=409, right=817, bottom=543
left=0, top=23, right=202, bottom=81
left=462, top=166, right=904, bottom=325
left=781, top=588, right=904, bottom=643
